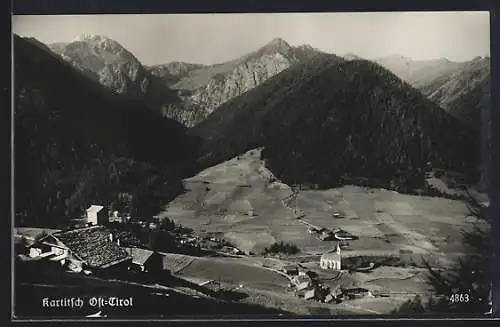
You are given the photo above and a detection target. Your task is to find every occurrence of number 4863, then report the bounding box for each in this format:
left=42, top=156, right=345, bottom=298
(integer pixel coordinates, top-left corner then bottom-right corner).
left=450, top=293, right=470, bottom=303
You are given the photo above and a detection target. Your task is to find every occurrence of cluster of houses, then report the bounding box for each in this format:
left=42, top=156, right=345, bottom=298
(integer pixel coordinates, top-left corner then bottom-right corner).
left=279, top=244, right=346, bottom=303
left=15, top=204, right=167, bottom=276
left=280, top=243, right=374, bottom=304
left=306, top=225, right=356, bottom=243
left=197, top=236, right=246, bottom=255
left=15, top=202, right=251, bottom=278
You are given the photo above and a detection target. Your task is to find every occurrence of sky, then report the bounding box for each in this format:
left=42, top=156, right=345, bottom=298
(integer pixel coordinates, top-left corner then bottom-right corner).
left=12, top=12, right=490, bottom=65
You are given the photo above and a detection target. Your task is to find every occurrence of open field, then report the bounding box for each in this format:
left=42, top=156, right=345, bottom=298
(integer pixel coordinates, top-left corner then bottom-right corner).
left=162, top=149, right=488, bottom=259
left=161, top=252, right=289, bottom=292
left=158, top=148, right=490, bottom=314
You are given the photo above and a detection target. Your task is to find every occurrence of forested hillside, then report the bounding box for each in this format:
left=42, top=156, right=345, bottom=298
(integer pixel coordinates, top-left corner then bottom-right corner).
left=14, top=35, right=201, bottom=227
left=193, top=58, right=479, bottom=192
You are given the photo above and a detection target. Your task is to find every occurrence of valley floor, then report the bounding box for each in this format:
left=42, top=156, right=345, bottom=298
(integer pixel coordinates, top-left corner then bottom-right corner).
left=158, top=148, right=490, bottom=315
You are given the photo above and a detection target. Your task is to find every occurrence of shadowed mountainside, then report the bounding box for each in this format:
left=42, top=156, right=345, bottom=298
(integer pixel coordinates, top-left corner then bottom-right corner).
left=417, top=57, right=490, bottom=129
left=192, top=57, right=480, bottom=192
left=411, top=57, right=491, bottom=191
left=14, top=35, right=201, bottom=227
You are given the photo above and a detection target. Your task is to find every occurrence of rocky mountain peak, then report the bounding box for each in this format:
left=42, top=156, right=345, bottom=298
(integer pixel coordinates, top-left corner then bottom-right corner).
left=267, top=37, right=290, bottom=47
left=74, top=33, right=114, bottom=44
left=68, top=34, right=134, bottom=61
left=260, top=37, right=292, bottom=54
left=47, top=34, right=180, bottom=112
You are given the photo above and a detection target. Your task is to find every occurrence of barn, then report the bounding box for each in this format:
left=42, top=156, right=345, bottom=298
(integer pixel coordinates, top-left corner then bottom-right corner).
left=27, top=225, right=131, bottom=273
left=124, top=247, right=164, bottom=274
left=86, top=205, right=108, bottom=226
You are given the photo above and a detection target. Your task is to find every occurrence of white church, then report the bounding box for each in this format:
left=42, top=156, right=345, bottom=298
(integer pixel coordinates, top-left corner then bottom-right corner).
left=320, top=243, right=342, bottom=270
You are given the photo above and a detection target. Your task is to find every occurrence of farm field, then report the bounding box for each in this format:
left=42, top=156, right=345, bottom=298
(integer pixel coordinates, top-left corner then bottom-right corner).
left=161, top=253, right=289, bottom=291
left=158, top=148, right=489, bottom=314
left=162, top=149, right=487, bottom=260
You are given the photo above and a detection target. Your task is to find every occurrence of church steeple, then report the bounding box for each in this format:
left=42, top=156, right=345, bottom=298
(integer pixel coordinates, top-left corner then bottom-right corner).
left=336, top=242, right=341, bottom=255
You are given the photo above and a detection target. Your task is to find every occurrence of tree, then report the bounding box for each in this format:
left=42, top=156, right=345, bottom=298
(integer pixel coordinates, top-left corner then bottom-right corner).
left=392, top=295, right=425, bottom=314
left=263, top=241, right=300, bottom=255
left=394, top=195, right=491, bottom=315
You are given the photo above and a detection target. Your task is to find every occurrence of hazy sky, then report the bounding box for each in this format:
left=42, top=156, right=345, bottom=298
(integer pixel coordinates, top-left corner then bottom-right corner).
left=12, top=12, right=490, bottom=65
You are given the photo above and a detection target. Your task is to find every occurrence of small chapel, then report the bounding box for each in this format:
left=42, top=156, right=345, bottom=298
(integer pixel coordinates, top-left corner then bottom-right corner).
left=320, top=243, right=342, bottom=270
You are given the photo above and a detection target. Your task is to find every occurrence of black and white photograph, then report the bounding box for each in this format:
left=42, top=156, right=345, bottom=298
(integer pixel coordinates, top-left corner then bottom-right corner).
left=12, top=11, right=492, bottom=318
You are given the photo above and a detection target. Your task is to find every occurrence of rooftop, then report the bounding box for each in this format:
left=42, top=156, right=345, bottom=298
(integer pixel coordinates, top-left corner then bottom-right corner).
left=14, top=227, right=60, bottom=240
left=51, top=226, right=129, bottom=268
left=292, top=274, right=312, bottom=285
left=124, top=247, right=155, bottom=265
left=321, top=252, right=341, bottom=261
left=86, top=205, right=104, bottom=214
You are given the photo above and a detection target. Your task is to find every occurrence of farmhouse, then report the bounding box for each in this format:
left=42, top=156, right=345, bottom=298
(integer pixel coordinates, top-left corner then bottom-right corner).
left=86, top=205, right=108, bottom=226
left=28, top=225, right=131, bottom=273
left=124, top=247, right=164, bottom=273
left=296, top=281, right=311, bottom=291
left=320, top=243, right=342, bottom=270
left=324, top=294, right=334, bottom=303
left=281, top=264, right=299, bottom=275
left=298, top=270, right=317, bottom=279
left=304, top=288, right=316, bottom=300
left=291, top=274, right=313, bottom=291
left=319, top=230, right=335, bottom=241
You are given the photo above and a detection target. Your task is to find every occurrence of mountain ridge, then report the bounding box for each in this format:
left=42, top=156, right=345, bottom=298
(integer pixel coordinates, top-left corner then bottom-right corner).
left=192, top=57, right=479, bottom=192
left=156, top=37, right=329, bottom=126
left=48, top=34, right=181, bottom=115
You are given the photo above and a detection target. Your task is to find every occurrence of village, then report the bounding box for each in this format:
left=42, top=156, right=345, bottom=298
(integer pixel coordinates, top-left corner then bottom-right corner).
left=14, top=198, right=370, bottom=310
left=14, top=149, right=491, bottom=315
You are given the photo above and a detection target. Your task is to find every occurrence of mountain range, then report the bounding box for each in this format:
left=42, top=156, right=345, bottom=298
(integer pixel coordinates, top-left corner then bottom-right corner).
left=14, top=34, right=491, bottom=226
left=48, top=35, right=490, bottom=136
left=48, top=34, right=182, bottom=114
left=152, top=38, right=328, bottom=127
left=50, top=36, right=328, bottom=127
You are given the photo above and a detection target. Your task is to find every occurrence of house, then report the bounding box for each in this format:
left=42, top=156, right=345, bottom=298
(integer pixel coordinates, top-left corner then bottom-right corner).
left=296, top=281, right=311, bottom=291
left=109, top=211, right=128, bottom=224
left=304, top=288, right=316, bottom=300
left=86, top=205, right=108, bottom=226
left=324, top=294, right=334, bottom=303
left=14, top=227, right=61, bottom=251
left=320, top=243, right=342, bottom=270
left=281, top=264, right=298, bottom=275
left=299, top=270, right=317, bottom=279
left=28, top=225, right=131, bottom=273
left=334, top=230, right=356, bottom=240
left=292, top=274, right=312, bottom=291
left=319, top=230, right=335, bottom=241
left=332, top=212, right=344, bottom=219
left=124, top=247, right=164, bottom=273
